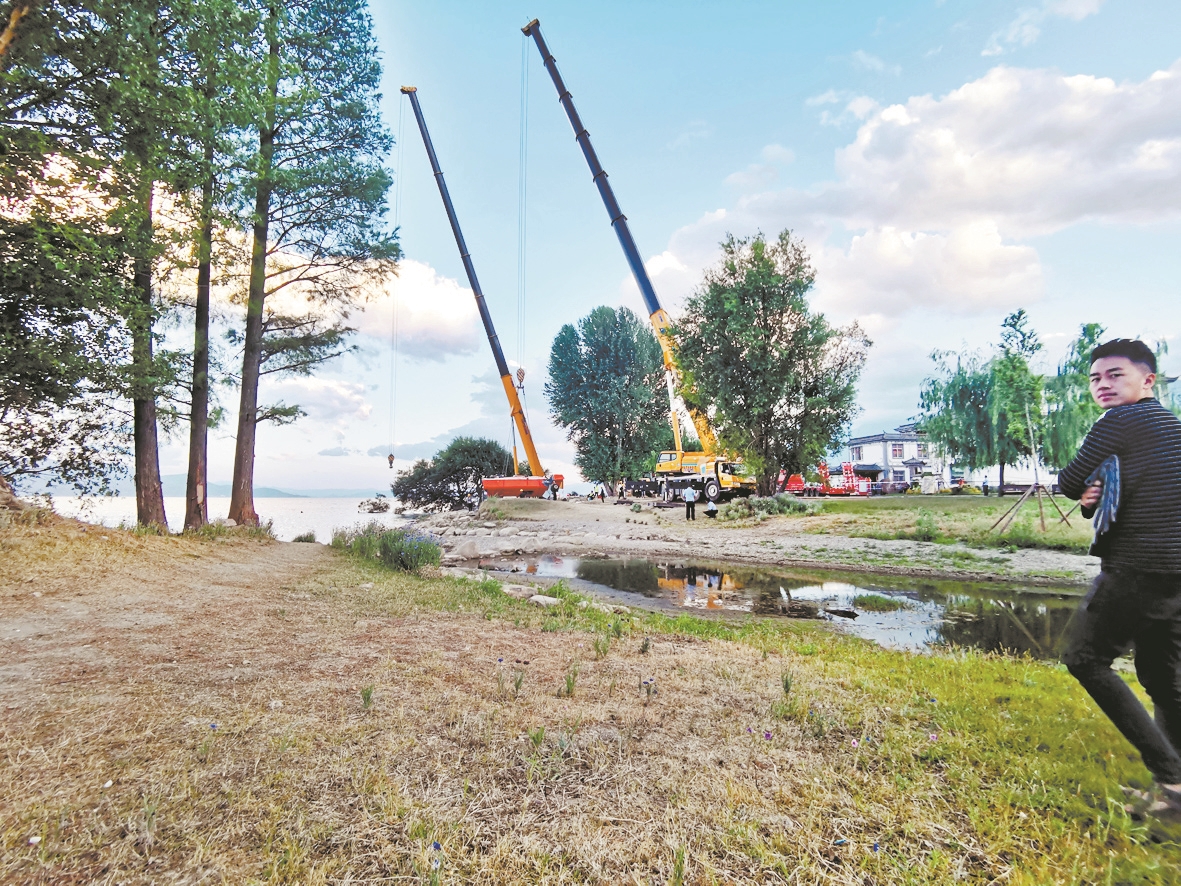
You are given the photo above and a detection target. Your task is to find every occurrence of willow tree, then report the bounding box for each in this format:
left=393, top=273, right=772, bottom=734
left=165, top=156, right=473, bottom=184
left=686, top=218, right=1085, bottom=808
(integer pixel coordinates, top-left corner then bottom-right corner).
left=545, top=305, right=670, bottom=488
left=672, top=231, right=870, bottom=494
left=917, top=352, right=996, bottom=477
left=228, top=0, right=398, bottom=526
left=1043, top=323, right=1105, bottom=470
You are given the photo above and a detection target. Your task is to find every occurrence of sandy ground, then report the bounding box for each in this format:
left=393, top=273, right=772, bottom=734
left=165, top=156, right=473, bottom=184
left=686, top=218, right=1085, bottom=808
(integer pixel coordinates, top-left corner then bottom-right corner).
left=420, top=498, right=1101, bottom=586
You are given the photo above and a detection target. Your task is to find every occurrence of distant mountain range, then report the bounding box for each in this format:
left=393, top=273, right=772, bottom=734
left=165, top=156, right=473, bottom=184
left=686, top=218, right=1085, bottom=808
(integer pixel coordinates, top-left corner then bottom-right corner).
left=38, top=473, right=382, bottom=499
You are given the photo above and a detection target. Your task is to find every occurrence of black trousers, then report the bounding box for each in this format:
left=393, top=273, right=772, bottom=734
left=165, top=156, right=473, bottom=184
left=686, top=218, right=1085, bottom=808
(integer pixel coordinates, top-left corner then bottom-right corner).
left=685, top=501, right=695, bottom=520
left=1063, top=569, right=1181, bottom=783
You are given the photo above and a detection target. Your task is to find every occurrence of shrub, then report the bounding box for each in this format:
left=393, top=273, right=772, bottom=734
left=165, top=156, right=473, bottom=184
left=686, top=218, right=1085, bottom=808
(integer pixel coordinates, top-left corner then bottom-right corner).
left=912, top=509, right=940, bottom=542
left=718, top=494, right=819, bottom=521
left=331, top=521, right=441, bottom=573
left=630, top=503, right=642, bottom=513
left=292, top=531, right=316, bottom=543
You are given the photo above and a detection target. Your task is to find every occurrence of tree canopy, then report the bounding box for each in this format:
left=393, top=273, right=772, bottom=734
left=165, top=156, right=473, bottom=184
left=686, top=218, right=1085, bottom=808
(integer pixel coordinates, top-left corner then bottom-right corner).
left=545, top=306, right=671, bottom=486
left=918, top=318, right=1125, bottom=484
left=672, top=231, right=870, bottom=494
left=391, top=437, right=514, bottom=512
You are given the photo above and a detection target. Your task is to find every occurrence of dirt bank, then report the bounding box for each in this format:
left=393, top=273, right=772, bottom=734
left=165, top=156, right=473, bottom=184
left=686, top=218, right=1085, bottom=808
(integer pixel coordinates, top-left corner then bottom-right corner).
left=420, top=497, right=1100, bottom=586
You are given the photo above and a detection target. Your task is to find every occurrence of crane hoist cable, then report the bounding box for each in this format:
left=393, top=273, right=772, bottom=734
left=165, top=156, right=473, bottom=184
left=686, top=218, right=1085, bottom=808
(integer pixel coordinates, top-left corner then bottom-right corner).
left=387, top=96, right=406, bottom=469
left=512, top=34, right=531, bottom=474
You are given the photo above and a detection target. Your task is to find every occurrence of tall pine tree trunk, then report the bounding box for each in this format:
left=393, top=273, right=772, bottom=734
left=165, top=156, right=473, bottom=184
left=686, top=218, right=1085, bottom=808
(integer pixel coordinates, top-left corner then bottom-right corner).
left=184, top=138, right=215, bottom=531
left=131, top=180, right=167, bottom=528
left=998, top=463, right=1006, bottom=497
left=229, top=5, right=279, bottom=527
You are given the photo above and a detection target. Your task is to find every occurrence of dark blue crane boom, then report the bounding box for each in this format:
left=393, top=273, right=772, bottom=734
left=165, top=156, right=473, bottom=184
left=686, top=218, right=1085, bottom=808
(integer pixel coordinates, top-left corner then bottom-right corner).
left=522, top=18, right=717, bottom=456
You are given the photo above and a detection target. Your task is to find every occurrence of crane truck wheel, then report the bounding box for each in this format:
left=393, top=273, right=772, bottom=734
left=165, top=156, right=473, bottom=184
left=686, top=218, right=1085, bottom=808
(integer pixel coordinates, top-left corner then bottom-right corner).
left=704, top=479, right=721, bottom=502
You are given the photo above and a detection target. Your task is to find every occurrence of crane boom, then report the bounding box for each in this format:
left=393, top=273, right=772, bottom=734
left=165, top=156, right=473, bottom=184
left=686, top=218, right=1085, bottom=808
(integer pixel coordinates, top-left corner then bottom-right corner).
left=521, top=18, right=717, bottom=456
left=400, top=86, right=545, bottom=479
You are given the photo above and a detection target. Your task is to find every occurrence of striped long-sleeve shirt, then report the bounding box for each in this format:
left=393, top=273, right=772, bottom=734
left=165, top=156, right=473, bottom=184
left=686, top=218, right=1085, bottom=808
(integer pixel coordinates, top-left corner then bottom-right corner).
left=1058, top=398, right=1181, bottom=573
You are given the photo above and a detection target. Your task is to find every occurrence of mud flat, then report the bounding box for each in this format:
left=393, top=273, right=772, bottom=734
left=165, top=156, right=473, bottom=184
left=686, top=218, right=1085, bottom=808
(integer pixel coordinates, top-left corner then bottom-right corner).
left=419, top=497, right=1100, bottom=587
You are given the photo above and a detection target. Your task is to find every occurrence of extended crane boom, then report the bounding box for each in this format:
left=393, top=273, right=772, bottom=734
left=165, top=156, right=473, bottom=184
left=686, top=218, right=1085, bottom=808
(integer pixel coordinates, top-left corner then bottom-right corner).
left=401, top=86, right=559, bottom=497
left=521, top=18, right=717, bottom=457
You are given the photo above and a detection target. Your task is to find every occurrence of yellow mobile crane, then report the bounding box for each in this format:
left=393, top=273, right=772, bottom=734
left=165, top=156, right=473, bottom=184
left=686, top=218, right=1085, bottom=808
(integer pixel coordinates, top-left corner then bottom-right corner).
left=522, top=20, right=756, bottom=502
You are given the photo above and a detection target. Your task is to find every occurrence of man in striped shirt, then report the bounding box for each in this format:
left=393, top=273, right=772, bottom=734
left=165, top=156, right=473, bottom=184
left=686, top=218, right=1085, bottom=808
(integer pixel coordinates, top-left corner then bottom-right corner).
left=1059, top=338, right=1181, bottom=813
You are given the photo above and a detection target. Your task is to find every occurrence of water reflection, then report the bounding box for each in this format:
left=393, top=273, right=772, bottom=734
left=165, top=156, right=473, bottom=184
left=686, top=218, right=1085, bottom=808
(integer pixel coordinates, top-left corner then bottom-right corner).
left=494, top=554, right=1083, bottom=659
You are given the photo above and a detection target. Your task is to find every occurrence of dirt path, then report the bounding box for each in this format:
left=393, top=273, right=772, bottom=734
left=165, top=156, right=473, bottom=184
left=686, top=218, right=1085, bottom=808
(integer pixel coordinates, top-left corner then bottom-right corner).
left=419, top=498, right=1100, bottom=586
left=0, top=530, right=332, bottom=709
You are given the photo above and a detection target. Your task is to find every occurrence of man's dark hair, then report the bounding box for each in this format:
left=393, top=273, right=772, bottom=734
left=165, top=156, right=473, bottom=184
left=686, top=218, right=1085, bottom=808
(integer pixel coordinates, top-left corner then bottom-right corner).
left=1090, top=338, right=1156, bottom=374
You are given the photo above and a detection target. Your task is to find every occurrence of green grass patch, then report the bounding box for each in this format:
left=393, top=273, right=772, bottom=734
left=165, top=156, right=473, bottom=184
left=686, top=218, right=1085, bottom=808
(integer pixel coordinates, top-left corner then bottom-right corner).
left=852, top=593, right=909, bottom=611
left=331, top=521, right=442, bottom=573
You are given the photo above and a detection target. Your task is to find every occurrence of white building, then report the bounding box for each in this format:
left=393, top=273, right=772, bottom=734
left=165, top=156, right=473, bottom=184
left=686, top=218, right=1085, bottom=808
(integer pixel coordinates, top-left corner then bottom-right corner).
left=845, top=424, right=948, bottom=490
left=842, top=423, right=1058, bottom=491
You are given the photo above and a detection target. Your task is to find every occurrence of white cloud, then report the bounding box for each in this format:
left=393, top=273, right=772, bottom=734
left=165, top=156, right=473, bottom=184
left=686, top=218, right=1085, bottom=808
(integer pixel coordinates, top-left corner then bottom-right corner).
left=261, top=377, right=371, bottom=430
left=761, top=144, right=796, bottom=165
left=851, top=50, right=901, bottom=76
left=352, top=259, right=481, bottom=361
left=983, top=0, right=1105, bottom=56
left=813, top=222, right=1043, bottom=315
left=629, top=60, right=1181, bottom=319
left=668, top=120, right=713, bottom=150
left=318, top=446, right=352, bottom=457
left=724, top=163, right=778, bottom=191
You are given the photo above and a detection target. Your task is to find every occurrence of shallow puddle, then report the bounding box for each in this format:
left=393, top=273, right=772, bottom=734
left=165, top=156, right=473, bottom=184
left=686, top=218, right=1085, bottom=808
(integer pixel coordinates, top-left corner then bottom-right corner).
left=480, top=554, right=1084, bottom=659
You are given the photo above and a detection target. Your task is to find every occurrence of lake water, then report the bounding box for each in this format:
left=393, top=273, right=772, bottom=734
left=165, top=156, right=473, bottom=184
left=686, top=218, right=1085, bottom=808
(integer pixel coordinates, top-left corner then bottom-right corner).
left=51, top=496, right=408, bottom=543
left=480, top=554, right=1084, bottom=660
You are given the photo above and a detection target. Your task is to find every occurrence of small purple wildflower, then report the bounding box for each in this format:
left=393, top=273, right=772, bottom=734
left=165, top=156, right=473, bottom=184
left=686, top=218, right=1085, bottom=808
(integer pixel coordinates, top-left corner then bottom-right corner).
left=851, top=739, right=859, bottom=748
left=431, top=841, right=442, bottom=851
left=872, top=842, right=880, bottom=852
left=746, top=727, right=752, bottom=734
left=764, top=731, right=772, bottom=741
left=929, top=732, right=938, bottom=741
left=209, top=723, right=217, bottom=730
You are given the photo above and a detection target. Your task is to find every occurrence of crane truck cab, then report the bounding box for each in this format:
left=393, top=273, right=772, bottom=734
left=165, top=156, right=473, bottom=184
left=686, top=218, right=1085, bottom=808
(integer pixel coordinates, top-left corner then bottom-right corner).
left=658, top=454, right=757, bottom=502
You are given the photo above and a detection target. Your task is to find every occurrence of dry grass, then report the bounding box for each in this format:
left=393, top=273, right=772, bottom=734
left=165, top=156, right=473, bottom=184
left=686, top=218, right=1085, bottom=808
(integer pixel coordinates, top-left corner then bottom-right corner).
left=1, top=522, right=1178, bottom=883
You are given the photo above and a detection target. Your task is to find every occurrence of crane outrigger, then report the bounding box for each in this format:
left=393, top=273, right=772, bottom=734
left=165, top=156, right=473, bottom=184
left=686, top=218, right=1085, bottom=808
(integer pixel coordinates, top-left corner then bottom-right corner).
left=400, top=86, right=562, bottom=499
left=521, top=20, right=756, bottom=502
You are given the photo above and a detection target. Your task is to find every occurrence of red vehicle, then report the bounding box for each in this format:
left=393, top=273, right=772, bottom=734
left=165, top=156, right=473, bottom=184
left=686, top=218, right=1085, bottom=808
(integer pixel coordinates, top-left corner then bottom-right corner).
left=816, top=461, right=870, bottom=496
left=783, top=472, right=807, bottom=494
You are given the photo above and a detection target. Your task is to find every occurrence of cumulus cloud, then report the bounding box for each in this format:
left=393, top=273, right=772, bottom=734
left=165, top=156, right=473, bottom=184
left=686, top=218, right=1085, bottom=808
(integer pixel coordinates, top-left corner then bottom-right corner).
left=813, top=222, right=1043, bottom=315
left=629, top=60, right=1181, bottom=318
left=983, top=0, right=1105, bottom=56
left=351, top=259, right=481, bottom=361
left=261, top=377, right=371, bottom=430
left=318, top=446, right=352, bottom=457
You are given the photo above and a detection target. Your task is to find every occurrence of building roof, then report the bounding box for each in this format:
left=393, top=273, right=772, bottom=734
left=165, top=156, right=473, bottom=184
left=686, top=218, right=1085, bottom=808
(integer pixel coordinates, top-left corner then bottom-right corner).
left=847, top=424, right=927, bottom=446
left=852, top=463, right=883, bottom=474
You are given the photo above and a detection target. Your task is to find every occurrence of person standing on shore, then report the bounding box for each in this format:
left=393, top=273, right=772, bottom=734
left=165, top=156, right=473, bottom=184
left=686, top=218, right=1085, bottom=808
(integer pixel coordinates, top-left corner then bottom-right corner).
left=683, top=485, right=698, bottom=520
left=1058, top=338, right=1181, bottom=813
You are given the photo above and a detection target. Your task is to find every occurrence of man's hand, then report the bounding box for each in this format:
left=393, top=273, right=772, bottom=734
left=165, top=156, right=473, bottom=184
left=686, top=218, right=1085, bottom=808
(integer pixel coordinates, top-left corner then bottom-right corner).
left=1081, top=481, right=1103, bottom=509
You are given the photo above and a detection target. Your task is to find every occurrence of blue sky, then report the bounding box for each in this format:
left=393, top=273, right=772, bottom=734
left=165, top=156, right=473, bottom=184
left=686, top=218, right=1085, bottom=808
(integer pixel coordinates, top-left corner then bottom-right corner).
left=156, top=0, right=1181, bottom=492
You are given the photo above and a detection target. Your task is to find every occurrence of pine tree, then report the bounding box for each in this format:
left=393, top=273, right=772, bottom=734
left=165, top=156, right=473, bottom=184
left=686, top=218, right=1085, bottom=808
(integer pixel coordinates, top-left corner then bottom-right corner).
left=228, top=0, right=398, bottom=526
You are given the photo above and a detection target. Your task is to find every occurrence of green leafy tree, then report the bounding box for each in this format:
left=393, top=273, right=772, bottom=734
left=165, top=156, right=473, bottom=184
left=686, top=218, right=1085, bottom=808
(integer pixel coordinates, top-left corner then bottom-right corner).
left=989, top=309, right=1044, bottom=490
left=917, top=352, right=996, bottom=476
left=228, top=0, right=399, bottom=527
left=1043, top=323, right=1105, bottom=470
left=672, top=231, right=870, bottom=494
left=391, top=437, right=513, bottom=512
left=0, top=0, right=176, bottom=500
left=545, top=306, right=670, bottom=488
left=178, top=0, right=257, bottom=530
